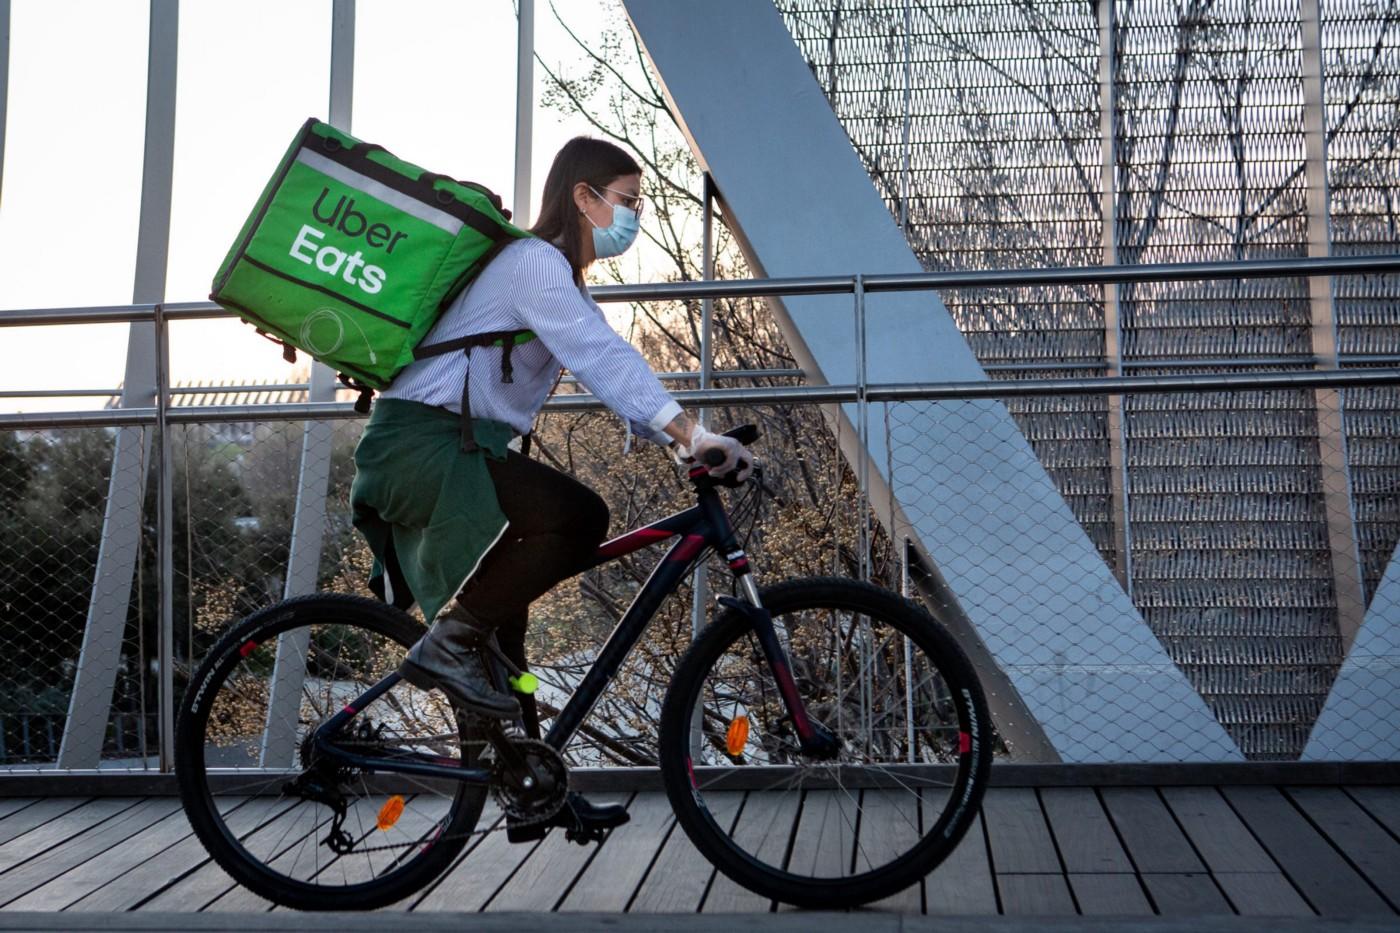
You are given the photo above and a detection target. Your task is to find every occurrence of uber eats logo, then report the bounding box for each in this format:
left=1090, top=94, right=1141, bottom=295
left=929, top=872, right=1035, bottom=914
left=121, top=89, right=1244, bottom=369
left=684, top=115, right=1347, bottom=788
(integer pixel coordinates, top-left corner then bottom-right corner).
left=288, top=187, right=409, bottom=296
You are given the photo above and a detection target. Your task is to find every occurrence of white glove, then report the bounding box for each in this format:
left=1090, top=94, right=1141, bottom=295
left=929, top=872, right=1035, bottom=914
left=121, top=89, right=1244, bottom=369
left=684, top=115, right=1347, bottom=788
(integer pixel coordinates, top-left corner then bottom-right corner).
left=677, top=424, right=754, bottom=481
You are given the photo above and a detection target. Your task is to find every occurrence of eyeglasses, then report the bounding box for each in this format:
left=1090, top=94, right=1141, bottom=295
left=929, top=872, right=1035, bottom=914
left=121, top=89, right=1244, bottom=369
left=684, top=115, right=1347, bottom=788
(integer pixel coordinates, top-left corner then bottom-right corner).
left=591, top=184, right=647, bottom=218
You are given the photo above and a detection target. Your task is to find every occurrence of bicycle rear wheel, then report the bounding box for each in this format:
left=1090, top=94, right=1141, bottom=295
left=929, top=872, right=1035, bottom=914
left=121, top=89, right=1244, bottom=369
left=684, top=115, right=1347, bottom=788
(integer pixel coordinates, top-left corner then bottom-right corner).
left=175, top=593, right=487, bottom=910
left=658, top=577, right=992, bottom=910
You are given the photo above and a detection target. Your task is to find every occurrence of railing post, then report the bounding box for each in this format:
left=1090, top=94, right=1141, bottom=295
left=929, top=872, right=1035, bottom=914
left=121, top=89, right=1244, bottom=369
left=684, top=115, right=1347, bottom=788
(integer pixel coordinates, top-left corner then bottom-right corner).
left=855, top=274, right=870, bottom=581
left=155, top=304, right=175, bottom=771
left=0, top=0, right=10, bottom=202
left=902, top=537, right=915, bottom=763
left=514, top=0, right=534, bottom=226
left=691, top=174, right=715, bottom=642
left=688, top=174, right=715, bottom=761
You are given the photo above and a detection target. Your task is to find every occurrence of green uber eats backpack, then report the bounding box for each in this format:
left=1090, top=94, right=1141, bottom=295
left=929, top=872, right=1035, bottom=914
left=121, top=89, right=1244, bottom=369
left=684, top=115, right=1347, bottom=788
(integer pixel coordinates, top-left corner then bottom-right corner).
left=211, top=117, right=536, bottom=451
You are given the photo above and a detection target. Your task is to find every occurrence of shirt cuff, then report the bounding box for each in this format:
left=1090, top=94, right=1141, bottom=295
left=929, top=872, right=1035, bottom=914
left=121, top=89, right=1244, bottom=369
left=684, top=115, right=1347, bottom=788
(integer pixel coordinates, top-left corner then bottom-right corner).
left=644, top=399, right=684, bottom=441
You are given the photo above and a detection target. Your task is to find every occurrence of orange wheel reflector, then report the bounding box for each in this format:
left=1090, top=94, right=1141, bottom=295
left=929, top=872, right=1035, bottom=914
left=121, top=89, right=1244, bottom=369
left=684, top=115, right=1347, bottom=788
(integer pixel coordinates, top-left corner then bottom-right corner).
left=726, top=715, right=750, bottom=756
left=377, top=795, right=406, bottom=831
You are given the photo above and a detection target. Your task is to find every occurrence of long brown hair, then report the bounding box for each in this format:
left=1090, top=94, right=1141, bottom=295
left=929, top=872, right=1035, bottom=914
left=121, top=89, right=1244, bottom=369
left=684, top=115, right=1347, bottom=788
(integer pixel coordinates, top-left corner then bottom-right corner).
left=530, top=137, right=642, bottom=283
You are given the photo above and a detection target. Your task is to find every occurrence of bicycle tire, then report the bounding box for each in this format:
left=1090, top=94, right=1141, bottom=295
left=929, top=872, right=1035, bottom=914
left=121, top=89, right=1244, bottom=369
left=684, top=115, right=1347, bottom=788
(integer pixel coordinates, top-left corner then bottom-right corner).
left=175, top=593, right=487, bottom=910
left=658, top=577, right=992, bottom=909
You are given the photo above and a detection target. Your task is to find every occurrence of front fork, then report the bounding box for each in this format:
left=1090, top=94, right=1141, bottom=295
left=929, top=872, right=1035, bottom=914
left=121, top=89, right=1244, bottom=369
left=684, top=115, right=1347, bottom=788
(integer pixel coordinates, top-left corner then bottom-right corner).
left=718, top=588, right=840, bottom=760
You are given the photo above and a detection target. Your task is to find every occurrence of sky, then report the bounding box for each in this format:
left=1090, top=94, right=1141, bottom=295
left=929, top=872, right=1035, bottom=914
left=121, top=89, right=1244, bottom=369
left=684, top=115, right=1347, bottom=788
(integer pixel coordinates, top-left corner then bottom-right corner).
left=0, top=0, right=652, bottom=413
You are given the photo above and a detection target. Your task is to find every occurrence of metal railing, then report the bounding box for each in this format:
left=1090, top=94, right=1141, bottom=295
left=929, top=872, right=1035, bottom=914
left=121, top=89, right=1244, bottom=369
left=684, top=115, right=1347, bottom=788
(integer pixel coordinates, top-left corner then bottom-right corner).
left=3, top=252, right=1400, bottom=770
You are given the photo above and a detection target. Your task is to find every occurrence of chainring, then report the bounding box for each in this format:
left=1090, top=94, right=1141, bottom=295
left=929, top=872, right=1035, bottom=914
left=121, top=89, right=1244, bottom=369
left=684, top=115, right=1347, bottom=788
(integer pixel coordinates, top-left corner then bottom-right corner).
left=490, top=737, right=569, bottom=826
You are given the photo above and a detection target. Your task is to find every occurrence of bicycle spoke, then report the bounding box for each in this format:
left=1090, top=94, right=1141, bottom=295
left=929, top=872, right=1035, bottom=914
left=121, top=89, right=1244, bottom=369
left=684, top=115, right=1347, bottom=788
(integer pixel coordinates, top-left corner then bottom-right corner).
left=178, top=598, right=488, bottom=907
left=665, top=580, right=989, bottom=904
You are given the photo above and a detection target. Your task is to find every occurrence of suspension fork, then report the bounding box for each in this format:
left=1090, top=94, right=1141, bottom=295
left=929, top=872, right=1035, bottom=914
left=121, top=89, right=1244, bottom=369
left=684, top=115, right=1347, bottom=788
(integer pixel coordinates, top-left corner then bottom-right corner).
left=692, top=478, right=838, bottom=758
left=717, top=591, right=839, bottom=759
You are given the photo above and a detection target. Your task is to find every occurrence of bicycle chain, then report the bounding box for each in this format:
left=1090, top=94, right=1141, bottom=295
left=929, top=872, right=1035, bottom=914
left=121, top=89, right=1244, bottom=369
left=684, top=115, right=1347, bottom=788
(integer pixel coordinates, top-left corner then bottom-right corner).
left=312, top=738, right=569, bottom=856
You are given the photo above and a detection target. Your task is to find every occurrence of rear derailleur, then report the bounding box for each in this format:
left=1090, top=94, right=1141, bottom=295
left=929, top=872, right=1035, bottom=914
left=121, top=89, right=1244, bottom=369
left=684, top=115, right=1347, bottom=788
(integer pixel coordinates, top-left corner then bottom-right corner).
left=282, top=768, right=355, bottom=855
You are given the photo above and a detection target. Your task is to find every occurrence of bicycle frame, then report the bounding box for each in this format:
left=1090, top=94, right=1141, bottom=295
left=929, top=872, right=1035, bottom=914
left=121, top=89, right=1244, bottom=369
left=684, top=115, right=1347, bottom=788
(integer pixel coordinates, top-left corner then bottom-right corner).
left=311, top=467, right=818, bottom=784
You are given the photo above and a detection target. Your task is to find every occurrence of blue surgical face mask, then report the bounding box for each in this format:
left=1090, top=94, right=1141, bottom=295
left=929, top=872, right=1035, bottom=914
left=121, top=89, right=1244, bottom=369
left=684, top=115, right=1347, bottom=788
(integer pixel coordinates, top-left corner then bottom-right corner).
left=586, top=187, right=640, bottom=258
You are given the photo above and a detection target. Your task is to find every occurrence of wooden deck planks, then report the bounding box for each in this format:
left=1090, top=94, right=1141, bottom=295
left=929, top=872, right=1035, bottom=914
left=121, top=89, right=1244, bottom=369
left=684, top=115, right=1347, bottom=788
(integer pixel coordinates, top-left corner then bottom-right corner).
left=923, top=812, right=997, bottom=916
left=1286, top=787, right=1400, bottom=910
left=855, top=789, right=924, bottom=913
left=80, top=798, right=288, bottom=913
left=0, top=782, right=1391, bottom=918
left=997, top=874, right=1077, bottom=915
left=485, top=794, right=631, bottom=912
left=0, top=801, right=39, bottom=823
left=0, top=798, right=179, bottom=909
left=557, top=793, right=673, bottom=912
left=0, top=798, right=105, bottom=861
left=1348, top=786, right=1400, bottom=838
left=627, top=793, right=743, bottom=913
left=134, top=798, right=303, bottom=912
left=1040, top=788, right=1133, bottom=874
left=1160, top=786, right=1276, bottom=873
left=4, top=804, right=192, bottom=911
left=1141, top=873, right=1231, bottom=914
left=1068, top=873, right=1153, bottom=915
left=980, top=788, right=1061, bottom=874
left=1213, top=871, right=1313, bottom=916
left=1100, top=788, right=1203, bottom=874
left=410, top=810, right=536, bottom=912
left=1223, top=785, right=1391, bottom=915
left=701, top=790, right=800, bottom=912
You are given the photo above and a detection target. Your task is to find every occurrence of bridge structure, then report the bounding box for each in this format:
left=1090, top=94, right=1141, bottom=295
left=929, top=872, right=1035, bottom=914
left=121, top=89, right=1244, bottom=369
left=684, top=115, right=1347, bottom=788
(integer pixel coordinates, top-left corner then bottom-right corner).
left=0, top=0, right=1398, bottom=926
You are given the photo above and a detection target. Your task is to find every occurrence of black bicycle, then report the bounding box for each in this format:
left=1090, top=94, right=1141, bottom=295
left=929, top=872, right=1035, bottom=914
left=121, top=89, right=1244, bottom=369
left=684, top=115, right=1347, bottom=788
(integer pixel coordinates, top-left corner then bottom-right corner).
left=175, top=425, right=992, bottom=910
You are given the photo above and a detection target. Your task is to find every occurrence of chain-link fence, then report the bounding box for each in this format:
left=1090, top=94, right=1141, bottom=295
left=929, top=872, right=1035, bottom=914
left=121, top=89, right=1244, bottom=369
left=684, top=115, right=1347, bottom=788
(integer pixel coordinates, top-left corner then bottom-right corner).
left=3, top=371, right=1399, bottom=771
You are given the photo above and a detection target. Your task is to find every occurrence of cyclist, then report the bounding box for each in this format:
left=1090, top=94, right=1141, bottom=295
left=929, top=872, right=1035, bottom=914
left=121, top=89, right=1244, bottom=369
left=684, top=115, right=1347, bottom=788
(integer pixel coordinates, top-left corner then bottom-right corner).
left=349, top=137, right=752, bottom=839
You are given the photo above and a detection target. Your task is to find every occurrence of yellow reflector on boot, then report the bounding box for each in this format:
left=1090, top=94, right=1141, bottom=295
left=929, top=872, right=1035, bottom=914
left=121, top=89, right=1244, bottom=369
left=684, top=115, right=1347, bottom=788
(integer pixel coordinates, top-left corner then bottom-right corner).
left=509, top=672, right=539, bottom=695
left=726, top=715, right=749, bottom=756
left=377, top=795, right=405, bottom=830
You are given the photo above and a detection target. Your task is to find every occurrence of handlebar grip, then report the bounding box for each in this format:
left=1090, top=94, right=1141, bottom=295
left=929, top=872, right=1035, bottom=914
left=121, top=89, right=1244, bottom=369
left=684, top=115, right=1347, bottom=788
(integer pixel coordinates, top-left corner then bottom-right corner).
left=701, top=448, right=727, bottom=468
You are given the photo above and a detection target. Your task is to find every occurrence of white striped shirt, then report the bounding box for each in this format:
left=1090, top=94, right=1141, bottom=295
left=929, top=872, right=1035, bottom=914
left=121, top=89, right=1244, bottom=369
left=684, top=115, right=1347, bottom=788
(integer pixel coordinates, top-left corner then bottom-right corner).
left=381, top=238, right=682, bottom=442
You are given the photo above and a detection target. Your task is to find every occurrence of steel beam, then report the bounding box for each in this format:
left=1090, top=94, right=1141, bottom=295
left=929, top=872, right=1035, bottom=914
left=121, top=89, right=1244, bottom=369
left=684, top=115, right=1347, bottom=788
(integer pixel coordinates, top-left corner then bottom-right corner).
left=622, top=0, right=1241, bottom=761
left=1300, top=0, right=1399, bottom=764
left=1305, top=536, right=1400, bottom=760
left=513, top=0, right=534, bottom=226
left=1098, top=0, right=1133, bottom=594
left=1300, top=0, right=1367, bottom=652
left=0, top=0, right=10, bottom=201
left=58, top=0, right=178, bottom=770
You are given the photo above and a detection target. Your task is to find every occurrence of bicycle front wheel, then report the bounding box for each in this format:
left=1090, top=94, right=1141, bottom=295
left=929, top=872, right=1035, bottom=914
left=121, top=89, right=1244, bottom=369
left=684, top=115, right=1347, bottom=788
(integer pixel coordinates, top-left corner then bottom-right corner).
left=175, top=593, right=488, bottom=910
left=658, top=577, right=992, bottom=910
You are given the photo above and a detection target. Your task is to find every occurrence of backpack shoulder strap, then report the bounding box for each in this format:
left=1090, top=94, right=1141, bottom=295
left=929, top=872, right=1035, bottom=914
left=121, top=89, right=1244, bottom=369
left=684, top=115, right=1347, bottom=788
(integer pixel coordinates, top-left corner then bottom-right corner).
left=414, top=329, right=537, bottom=453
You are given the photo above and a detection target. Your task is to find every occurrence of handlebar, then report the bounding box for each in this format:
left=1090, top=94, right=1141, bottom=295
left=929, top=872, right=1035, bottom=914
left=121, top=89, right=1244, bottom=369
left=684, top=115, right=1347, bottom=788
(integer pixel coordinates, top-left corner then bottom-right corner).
left=692, top=424, right=760, bottom=486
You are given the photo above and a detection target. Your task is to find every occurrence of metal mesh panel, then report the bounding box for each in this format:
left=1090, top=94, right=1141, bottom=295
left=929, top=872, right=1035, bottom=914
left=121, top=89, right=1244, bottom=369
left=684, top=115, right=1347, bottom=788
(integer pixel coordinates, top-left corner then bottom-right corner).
left=1326, top=2, right=1400, bottom=603
left=778, top=0, right=1400, bottom=758
left=0, top=426, right=156, bottom=767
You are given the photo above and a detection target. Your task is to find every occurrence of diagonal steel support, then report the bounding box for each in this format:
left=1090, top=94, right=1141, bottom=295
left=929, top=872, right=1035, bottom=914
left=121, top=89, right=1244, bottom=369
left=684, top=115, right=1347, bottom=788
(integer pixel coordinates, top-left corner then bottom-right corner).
left=622, top=0, right=1241, bottom=762
left=58, top=0, right=179, bottom=769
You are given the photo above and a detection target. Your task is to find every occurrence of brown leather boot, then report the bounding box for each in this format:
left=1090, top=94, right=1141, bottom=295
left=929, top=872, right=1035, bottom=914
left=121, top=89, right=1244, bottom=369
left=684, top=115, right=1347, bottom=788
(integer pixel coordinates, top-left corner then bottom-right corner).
left=398, top=605, right=521, bottom=719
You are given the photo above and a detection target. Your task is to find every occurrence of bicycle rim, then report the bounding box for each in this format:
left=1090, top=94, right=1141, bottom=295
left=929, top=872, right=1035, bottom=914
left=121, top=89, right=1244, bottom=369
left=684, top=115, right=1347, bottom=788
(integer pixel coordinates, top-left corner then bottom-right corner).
left=175, top=594, right=487, bottom=910
left=660, top=579, right=991, bottom=908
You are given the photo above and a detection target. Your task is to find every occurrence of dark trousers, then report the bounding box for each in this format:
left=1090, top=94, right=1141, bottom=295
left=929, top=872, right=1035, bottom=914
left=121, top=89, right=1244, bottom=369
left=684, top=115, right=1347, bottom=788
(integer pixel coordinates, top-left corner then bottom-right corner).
left=454, top=450, right=610, bottom=738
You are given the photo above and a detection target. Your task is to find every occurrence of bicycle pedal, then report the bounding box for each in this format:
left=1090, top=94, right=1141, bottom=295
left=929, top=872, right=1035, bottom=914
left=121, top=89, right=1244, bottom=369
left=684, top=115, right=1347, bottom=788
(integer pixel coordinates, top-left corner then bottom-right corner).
left=505, top=820, right=552, bottom=844
left=564, top=824, right=607, bottom=846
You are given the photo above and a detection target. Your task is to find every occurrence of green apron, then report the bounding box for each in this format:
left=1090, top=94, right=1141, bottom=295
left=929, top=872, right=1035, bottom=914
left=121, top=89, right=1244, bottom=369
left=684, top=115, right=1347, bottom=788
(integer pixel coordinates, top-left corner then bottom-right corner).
left=350, top=398, right=515, bottom=622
